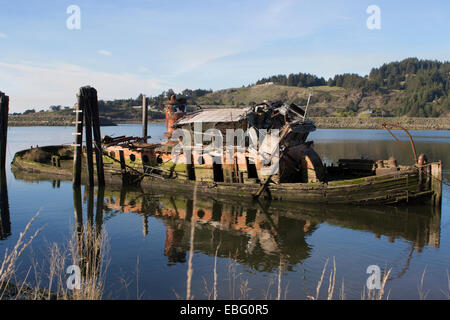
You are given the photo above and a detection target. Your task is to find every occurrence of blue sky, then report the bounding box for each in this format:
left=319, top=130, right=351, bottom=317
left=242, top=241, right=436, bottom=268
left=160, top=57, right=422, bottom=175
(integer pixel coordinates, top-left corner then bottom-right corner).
left=0, top=0, right=449, bottom=112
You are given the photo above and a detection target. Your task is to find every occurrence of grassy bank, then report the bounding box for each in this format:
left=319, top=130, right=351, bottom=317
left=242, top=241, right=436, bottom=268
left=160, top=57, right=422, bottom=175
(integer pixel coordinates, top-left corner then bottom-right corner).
left=8, top=115, right=449, bottom=130
left=310, top=116, right=450, bottom=130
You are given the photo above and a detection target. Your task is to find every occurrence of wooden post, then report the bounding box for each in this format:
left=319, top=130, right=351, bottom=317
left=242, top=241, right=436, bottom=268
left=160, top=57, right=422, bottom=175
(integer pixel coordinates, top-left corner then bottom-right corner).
left=75, top=86, right=105, bottom=187
left=119, top=150, right=126, bottom=172
left=73, top=97, right=84, bottom=186
left=0, top=92, right=9, bottom=175
left=0, top=94, right=8, bottom=239
left=82, top=88, right=95, bottom=187
left=89, top=88, right=105, bottom=186
left=431, top=161, right=442, bottom=208
left=142, top=95, right=148, bottom=142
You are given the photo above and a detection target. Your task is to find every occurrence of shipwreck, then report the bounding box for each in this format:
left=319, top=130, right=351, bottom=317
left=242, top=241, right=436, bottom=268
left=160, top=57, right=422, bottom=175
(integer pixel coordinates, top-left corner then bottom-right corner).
left=11, top=91, right=443, bottom=207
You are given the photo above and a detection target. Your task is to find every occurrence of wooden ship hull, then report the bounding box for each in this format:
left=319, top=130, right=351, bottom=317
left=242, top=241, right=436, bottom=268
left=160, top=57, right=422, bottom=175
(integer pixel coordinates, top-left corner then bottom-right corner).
left=11, top=144, right=442, bottom=207
left=10, top=94, right=443, bottom=207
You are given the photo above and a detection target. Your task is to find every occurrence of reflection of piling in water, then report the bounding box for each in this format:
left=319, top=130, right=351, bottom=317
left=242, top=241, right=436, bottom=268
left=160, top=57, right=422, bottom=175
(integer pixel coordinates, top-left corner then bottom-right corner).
left=0, top=172, right=11, bottom=240
left=95, top=187, right=105, bottom=238
left=52, top=180, right=61, bottom=189
left=73, top=185, right=105, bottom=281
left=73, top=185, right=85, bottom=271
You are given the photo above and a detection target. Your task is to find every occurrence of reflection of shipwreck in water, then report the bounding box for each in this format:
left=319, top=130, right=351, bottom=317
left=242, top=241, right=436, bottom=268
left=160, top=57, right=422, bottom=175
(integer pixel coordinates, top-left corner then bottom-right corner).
left=4, top=159, right=444, bottom=276
left=100, top=187, right=442, bottom=271
left=103, top=188, right=315, bottom=271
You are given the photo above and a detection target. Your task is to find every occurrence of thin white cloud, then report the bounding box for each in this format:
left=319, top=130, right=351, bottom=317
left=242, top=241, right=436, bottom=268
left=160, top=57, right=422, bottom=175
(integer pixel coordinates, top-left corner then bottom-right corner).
left=138, top=66, right=149, bottom=73
left=0, top=32, right=7, bottom=38
left=97, top=50, right=112, bottom=56
left=0, top=61, right=166, bottom=112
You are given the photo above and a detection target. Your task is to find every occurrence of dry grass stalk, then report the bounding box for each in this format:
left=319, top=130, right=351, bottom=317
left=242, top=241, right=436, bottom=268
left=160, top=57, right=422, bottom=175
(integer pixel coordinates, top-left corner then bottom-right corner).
left=308, top=257, right=329, bottom=300
left=213, top=244, right=220, bottom=300
left=440, top=270, right=450, bottom=299
left=327, top=258, right=336, bottom=300
left=263, top=278, right=274, bottom=300
left=418, top=267, right=429, bottom=300
left=0, top=213, right=42, bottom=299
left=340, top=279, right=345, bottom=300
left=186, top=217, right=195, bottom=300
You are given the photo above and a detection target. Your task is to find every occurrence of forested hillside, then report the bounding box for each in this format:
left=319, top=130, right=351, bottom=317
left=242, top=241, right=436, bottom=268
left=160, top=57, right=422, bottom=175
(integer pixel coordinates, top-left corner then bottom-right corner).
left=252, top=58, right=450, bottom=117
left=12, top=58, right=450, bottom=122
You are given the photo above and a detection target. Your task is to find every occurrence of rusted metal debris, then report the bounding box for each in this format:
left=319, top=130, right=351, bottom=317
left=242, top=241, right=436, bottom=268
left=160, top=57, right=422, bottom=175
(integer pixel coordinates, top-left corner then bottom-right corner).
left=381, top=122, right=418, bottom=163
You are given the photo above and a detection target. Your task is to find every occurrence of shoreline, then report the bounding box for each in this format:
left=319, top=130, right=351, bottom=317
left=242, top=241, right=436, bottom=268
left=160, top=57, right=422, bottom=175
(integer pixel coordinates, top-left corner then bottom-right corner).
left=7, top=117, right=450, bottom=130
left=310, top=117, right=450, bottom=131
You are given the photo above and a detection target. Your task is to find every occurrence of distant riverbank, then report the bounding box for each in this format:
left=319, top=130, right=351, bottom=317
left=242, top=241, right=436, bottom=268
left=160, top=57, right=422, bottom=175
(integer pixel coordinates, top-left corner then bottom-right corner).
left=310, top=117, right=450, bottom=130
left=7, top=116, right=449, bottom=130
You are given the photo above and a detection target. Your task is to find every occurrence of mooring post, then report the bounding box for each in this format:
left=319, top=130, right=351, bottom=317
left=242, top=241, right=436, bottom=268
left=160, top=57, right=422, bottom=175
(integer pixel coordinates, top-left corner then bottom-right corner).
left=0, top=91, right=11, bottom=242
left=74, top=86, right=105, bottom=187
left=82, top=88, right=95, bottom=187
left=142, top=95, right=148, bottom=142
left=73, top=93, right=84, bottom=186
left=89, top=88, right=105, bottom=186
left=0, top=92, right=9, bottom=176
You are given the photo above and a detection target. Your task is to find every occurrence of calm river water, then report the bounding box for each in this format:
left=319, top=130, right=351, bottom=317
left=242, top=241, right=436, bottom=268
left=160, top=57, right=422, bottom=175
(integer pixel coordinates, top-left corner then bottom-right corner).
left=1, top=124, right=449, bottom=299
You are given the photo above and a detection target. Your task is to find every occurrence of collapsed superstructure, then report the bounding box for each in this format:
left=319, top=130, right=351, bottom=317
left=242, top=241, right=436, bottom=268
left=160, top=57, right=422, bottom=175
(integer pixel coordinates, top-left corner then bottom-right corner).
left=104, top=95, right=325, bottom=185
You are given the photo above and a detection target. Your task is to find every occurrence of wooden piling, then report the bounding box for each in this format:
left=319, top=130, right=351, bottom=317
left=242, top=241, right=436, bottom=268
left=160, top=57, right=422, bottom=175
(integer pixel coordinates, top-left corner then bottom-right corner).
left=142, top=95, right=148, bottom=142
left=73, top=98, right=84, bottom=186
left=74, top=86, right=105, bottom=187
left=0, top=92, right=9, bottom=175
left=0, top=95, right=8, bottom=239
left=431, top=161, right=442, bottom=207
left=89, top=88, right=105, bottom=186
left=82, top=88, right=95, bottom=187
